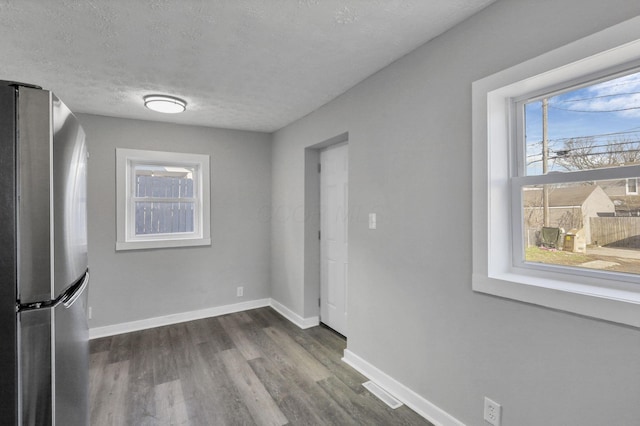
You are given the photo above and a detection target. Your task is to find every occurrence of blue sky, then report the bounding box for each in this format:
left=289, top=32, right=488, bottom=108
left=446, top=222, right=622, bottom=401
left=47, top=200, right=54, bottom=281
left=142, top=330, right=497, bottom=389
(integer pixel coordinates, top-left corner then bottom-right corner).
left=525, top=70, right=640, bottom=174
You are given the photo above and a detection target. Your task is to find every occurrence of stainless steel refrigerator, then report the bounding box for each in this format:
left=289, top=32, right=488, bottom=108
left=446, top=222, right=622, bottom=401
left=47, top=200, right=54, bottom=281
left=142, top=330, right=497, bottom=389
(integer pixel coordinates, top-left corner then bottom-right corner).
left=0, top=81, right=90, bottom=425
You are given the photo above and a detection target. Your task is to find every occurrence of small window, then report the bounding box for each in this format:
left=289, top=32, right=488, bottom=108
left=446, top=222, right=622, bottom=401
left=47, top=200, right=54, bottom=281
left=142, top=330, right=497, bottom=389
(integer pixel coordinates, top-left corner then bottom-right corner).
left=627, top=178, right=638, bottom=194
left=116, top=149, right=211, bottom=250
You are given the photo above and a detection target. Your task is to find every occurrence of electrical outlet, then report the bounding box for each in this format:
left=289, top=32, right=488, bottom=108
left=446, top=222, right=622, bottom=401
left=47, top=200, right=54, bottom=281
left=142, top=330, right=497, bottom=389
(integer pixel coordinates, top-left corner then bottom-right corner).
left=484, top=397, right=501, bottom=426
left=237, top=286, right=244, bottom=297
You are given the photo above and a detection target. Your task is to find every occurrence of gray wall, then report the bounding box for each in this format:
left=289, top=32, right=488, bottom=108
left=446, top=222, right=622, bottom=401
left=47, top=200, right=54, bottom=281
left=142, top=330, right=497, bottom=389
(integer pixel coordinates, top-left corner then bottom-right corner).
left=79, top=114, right=271, bottom=328
left=270, top=1, right=640, bottom=425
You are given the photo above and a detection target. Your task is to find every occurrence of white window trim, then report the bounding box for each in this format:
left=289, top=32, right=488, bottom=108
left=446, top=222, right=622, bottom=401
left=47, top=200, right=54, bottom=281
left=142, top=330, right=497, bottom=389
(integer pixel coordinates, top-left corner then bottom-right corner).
left=116, top=148, right=211, bottom=251
left=627, top=178, right=638, bottom=195
left=472, top=16, right=640, bottom=328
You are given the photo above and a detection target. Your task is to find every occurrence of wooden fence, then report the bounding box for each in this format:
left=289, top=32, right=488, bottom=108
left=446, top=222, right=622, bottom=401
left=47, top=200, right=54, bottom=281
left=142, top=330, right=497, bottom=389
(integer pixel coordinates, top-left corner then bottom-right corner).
left=590, top=216, right=640, bottom=248
left=135, top=175, right=195, bottom=235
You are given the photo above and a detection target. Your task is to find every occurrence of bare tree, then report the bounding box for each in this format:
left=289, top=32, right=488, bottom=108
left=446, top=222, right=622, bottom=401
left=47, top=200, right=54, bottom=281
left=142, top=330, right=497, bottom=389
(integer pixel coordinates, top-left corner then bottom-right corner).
left=555, top=136, right=640, bottom=171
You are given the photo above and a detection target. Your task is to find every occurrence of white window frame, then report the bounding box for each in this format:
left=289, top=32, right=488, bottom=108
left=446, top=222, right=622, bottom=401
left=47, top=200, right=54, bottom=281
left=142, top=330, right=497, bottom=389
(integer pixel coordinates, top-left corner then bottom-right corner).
left=116, top=148, right=211, bottom=251
left=627, top=178, right=638, bottom=195
left=472, top=16, right=640, bottom=328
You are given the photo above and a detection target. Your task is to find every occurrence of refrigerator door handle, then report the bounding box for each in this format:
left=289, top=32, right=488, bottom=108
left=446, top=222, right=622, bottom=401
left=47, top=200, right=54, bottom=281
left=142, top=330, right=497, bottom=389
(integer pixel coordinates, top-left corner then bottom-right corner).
left=62, top=271, right=89, bottom=309
left=17, top=270, right=89, bottom=313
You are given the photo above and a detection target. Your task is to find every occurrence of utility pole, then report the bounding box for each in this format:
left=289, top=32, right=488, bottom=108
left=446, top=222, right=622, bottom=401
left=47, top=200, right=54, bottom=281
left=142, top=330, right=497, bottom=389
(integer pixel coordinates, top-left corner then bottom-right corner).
left=542, top=98, right=550, bottom=227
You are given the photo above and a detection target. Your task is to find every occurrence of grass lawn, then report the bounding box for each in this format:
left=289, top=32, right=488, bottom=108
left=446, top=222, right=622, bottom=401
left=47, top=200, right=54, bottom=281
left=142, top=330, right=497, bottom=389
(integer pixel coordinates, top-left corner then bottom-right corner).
left=525, top=246, right=640, bottom=274
left=525, top=247, right=591, bottom=266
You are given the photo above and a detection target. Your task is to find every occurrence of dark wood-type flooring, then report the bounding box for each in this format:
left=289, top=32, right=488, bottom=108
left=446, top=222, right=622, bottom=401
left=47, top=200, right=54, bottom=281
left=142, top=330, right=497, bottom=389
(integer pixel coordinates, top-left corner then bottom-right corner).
left=90, top=307, right=433, bottom=425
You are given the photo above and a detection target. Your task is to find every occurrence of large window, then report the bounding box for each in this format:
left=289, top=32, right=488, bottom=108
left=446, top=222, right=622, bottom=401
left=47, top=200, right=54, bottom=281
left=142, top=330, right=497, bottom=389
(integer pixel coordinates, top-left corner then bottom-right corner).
left=116, top=148, right=211, bottom=250
left=472, top=17, right=640, bottom=327
left=515, top=69, right=640, bottom=275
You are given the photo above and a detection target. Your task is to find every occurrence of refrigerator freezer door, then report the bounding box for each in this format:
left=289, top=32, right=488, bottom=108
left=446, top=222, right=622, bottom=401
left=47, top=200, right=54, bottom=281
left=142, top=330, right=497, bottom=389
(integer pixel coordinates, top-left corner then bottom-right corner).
left=54, top=272, right=89, bottom=426
left=17, top=87, right=52, bottom=304
left=16, top=88, right=88, bottom=303
left=19, top=308, right=53, bottom=426
left=52, top=95, right=88, bottom=297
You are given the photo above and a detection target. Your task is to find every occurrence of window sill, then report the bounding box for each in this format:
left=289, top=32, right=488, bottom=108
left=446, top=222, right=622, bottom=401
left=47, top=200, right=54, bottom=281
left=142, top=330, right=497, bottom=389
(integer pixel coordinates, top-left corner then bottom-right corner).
left=116, top=237, right=211, bottom=251
left=473, top=271, right=640, bottom=327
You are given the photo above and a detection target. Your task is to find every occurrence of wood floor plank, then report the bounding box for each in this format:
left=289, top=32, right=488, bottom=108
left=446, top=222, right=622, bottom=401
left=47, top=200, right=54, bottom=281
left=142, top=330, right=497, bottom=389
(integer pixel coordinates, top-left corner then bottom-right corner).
left=126, top=331, right=156, bottom=425
left=308, top=324, right=348, bottom=353
left=263, top=326, right=332, bottom=382
left=90, top=360, right=130, bottom=426
left=90, top=336, right=112, bottom=354
left=219, top=348, right=288, bottom=426
left=199, top=316, right=236, bottom=349
left=244, top=307, right=272, bottom=329
left=89, top=351, right=108, bottom=411
left=249, top=356, right=330, bottom=425
left=167, top=323, right=194, bottom=368
left=89, top=307, right=431, bottom=426
left=151, top=326, right=179, bottom=385
left=289, top=326, right=368, bottom=394
left=107, top=333, right=133, bottom=363
left=218, top=314, right=262, bottom=360
left=154, top=380, right=190, bottom=426
left=235, top=310, right=254, bottom=324
left=192, top=341, right=257, bottom=425
left=317, top=376, right=391, bottom=425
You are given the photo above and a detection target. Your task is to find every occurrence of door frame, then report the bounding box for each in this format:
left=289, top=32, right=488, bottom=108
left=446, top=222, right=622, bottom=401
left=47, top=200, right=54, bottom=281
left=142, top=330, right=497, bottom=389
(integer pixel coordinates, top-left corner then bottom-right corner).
left=319, top=142, right=349, bottom=335
left=302, top=132, right=349, bottom=328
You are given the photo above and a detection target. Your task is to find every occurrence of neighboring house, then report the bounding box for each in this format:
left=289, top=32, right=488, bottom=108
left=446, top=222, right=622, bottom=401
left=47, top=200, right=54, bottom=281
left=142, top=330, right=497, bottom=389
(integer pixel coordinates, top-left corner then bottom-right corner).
left=599, top=178, right=640, bottom=216
left=523, top=185, right=615, bottom=245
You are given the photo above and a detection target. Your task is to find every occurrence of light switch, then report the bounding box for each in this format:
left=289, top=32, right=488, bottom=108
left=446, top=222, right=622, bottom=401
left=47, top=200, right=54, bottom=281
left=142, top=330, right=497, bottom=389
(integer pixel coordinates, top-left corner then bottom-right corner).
left=369, top=213, right=377, bottom=229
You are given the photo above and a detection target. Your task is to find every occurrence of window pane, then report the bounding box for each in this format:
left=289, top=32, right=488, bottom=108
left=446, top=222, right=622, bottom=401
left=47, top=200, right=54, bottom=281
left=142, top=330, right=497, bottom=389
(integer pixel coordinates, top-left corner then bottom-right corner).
left=134, top=164, right=195, bottom=198
left=135, top=201, right=195, bottom=235
left=522, top=180, right=640, bottom=275
left=525, top=70, right=640, bottom=176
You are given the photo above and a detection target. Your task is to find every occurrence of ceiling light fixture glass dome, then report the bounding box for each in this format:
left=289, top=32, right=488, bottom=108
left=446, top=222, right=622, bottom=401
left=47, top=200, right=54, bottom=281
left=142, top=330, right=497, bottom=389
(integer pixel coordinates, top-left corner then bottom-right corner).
left=143, top=95, right=187, bottom=114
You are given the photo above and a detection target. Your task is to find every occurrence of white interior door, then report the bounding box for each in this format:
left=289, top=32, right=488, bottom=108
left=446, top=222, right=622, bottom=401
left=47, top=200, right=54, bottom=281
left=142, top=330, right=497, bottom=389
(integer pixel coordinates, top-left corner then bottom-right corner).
left=320, top=143, right=348, bottom=336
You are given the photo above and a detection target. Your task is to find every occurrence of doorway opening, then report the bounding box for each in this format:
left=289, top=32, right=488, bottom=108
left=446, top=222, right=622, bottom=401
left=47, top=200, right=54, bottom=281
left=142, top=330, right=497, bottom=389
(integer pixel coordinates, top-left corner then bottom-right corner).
left=319, top=142, right=348, bottom=336
left=303, top=132, right=349, bottom=337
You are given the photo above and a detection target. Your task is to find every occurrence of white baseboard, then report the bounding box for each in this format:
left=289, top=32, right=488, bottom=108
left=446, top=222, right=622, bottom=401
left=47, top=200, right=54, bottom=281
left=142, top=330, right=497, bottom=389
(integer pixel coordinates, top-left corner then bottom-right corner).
left=269, top=299, right=319, bottom=329
left=89, top=298, right=321, bottom=339
left=89, top=298, right=271, bottom=339
left=342, top=349, right=465, bottom=426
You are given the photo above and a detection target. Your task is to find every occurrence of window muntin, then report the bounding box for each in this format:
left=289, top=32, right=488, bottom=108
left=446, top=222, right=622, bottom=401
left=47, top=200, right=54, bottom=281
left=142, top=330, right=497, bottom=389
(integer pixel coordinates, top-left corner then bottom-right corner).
left=116, top=149, right=211, bottom=250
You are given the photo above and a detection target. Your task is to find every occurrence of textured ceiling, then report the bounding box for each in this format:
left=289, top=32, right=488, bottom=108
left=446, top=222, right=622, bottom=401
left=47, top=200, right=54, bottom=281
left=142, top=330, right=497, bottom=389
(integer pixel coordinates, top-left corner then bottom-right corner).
left=0, top=0, right=495, bottom=132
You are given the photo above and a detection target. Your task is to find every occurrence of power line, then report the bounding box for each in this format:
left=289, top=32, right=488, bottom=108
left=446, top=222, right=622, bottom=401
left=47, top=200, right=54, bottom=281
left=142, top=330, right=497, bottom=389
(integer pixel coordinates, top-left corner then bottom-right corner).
left=526, top=138, right=640, bottom=159
left=548, top=104, right=640, bottom=113
left=527, top=147, right=640, bottom=165
left=551, top=90, right=640, bottom=104
left=527, top=129, right=640, bottom=146
left=527, top=138, right=640, bottom=156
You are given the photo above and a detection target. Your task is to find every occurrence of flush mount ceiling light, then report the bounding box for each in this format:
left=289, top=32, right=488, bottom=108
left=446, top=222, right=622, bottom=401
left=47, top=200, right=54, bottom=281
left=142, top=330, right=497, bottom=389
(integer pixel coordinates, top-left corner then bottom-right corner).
left=143, top=95, right=187, bottom=114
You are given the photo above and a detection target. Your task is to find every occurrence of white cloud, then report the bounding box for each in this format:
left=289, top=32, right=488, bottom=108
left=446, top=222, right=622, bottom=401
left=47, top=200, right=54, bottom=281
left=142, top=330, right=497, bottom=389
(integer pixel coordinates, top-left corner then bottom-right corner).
left=554, top=71, right=640, bottom=118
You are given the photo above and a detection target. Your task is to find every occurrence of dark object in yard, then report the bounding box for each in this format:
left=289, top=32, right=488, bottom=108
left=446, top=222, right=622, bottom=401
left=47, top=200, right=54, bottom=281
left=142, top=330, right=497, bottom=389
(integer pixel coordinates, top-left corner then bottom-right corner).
left=541, top=227, right=561, bottom=249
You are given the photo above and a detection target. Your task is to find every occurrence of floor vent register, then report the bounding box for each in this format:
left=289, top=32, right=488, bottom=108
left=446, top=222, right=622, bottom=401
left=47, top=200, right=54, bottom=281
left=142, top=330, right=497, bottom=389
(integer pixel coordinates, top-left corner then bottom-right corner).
left=362, top=381, right=403, bottom=409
